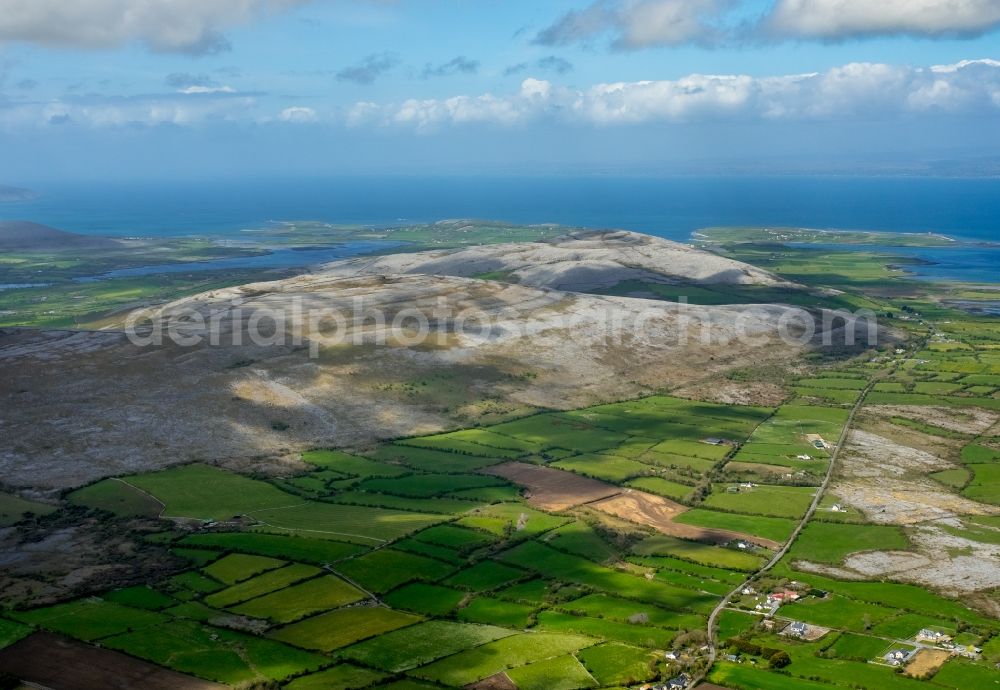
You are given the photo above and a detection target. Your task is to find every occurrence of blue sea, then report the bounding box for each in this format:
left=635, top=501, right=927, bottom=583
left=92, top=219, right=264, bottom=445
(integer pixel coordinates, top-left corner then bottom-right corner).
left=4, top=176, right=999, bottom=282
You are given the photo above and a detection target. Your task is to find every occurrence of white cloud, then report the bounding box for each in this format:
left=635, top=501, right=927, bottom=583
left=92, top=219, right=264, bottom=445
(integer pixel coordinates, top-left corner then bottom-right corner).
left=765, top=0, right=1000, bottom=39
left=349, top=59, right=1000, bottom=130
left=279, top=106, right=318, bottom=123
left=179, top=85, right=237, bottom=95
left=536, top=0, right=729, bottom=49
left=0, top=92, right=258, bottom=130
left=4, top=59, right=998, bottom=132
left=0, top=0, right=309, bottom=54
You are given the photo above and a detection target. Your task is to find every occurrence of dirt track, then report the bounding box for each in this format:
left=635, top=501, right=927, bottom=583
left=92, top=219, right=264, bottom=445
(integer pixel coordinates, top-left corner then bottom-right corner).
left=0, top=633, right=225, bottom=690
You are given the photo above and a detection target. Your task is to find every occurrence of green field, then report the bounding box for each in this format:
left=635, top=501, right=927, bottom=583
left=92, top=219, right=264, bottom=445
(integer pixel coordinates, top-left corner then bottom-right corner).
left=505, top=654, right=598, bottom=690
left=578, top=642, right=657, bottom=686
left=787, top=522, right=910, bottom=564
left=203, top=553, right=286, bottom=584
left=103, top=620, right=326, bottom=684
left=409, top=631, right=598, bottom=686
left=270, top=606, right=422, bottom=651
left=285, top=664, right=389, bottom=690
left=631, top=534, right=764, bottom=570
left=498, top=541, right=718, bottom=613
left=229, top=574, right=365, bottom=622
left=66, top=479, right=162, bottom=517
left=124, top=464, right=296, bottom=520
left=535, top=610, right=676, bottom=648
left=204, top=564, right=322, bottom=607
left=701, top=484, right=816, bottom=518
left=180, top=532, right=364, bottom=564
left=383, top=583, right=466, bottom=616
left=103, top=586, right=175, bottom=611
left=339, top=620, right=516, bottom=672
left=444, top=560, right=526, bottom=591
left=673, top=508, right=797, bottom=543
left=12, top=599, right=166, bottom=641
left=458, top=596, right=537, bottom=627
left=335, top=548, right=456, bottom=593
left=625, top=476, right=695, bottom=501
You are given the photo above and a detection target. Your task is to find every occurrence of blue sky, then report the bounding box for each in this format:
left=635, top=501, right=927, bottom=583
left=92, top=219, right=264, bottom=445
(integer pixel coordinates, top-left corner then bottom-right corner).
left=2, top=0, right=1000, bottom=180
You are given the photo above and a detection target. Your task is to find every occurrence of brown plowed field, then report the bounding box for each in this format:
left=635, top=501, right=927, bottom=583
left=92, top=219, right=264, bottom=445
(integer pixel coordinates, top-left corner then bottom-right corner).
left=482, top=461, right=621, bottom=511
left=467, top=672, right=518, bottom=690
left=590, top=490, right=780, bottom=549
left=0, top=633, right=225, bottom=690
left=904, top=649, right=950, bottom=678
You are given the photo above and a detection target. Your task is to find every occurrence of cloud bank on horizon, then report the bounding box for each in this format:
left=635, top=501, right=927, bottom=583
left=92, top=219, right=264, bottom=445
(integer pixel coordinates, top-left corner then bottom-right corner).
left=1, top=0, right=999, bottom=176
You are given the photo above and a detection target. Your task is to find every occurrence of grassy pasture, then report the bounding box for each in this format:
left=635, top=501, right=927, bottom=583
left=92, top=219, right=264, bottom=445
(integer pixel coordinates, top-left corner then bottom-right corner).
left=203, top=563, right=322, bottom=609
left=202, top=553, right=285, bottom=585
left=392, top=537, right=465, bottom=565
left=778, top=595, right=899, bottom=632
left=250, top=501, right=447, bottom=543
left=701, top=484, right=816, bottom=519
left=229, top=574, right=364, bottom=622
left=798, top=377, right=867, bottom=390
left=534, top=611, right=675, bottom=648
left=710, top=662, right=850, bottom=690
left=409, top=631, right=597, bottom=686
left=631, top=534, right=763, bottom=570
left=505, top=654, right=598, bottom=690
left=674, top=508, right=797, bottom=543
left=302, top=449, right=408, bottom=477
left=125, top=464, right=296, bottom=521
left=488, top=414, right=629, bottom=453
left=498, top=541, right=718, bottom=613
left=331, top=491, right=479, bottom=514
left=824, top=632, right=889, bottom=661
left=716, top=609, right=757, bottom=639
left=579, top=642, right=656, bottom=686
left=447, top=484, right=523, bottom=502
left=399, top=434, right=523, bottom=458
left=458, top=596, right=536, bottom=627
left=270, top=606, right=421, bottom=651
left=104, top=620, right=325, bottom=684
left=467, top=502, right=570, bottom=536
left=180, top=532, right=364, bottom=563
left=383, top=583, right=466, bottom=616
left=369, top=445, right=504, bottom=472
left=648, top=438, right=731, bottom=461
left=13, top=599, right=166, bottom=641
left=871, top=613, right=956, bottom=640
left=0, top=619, right=30, bottom=650
left=496, top=578, right=553, bottom=605
left=356, top=473, right=507, bottom=498
left=444, top=560, right=525, bottom=591
left=558, top=593, right=705, bottom=631
left=285, top=664, right=389, bottom=690
left=545, top=522, right=619, bottom=562
left=787, top=522, right=910, bottom=564
left=66, top=480, right=159, bottom=517
left=445, top=428, right=544, bottom=452
left=625, top=477, right=695, bottom=501
left=552, top=453, right=651, bottom=482
left=103, top=586, right=175, bottom=611
left=340, top=619, right=515, bottom=672
left=335, top=548, right=456, bottom=594
left=793, top=386, right=859, bottom=404
left=413, top=523, right=496, bottom=549
left=963, top=463, right=1000, bottom=504
left=631, top=556, right=747, bottom=585
left=168, top=571, right=226, bottom=597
